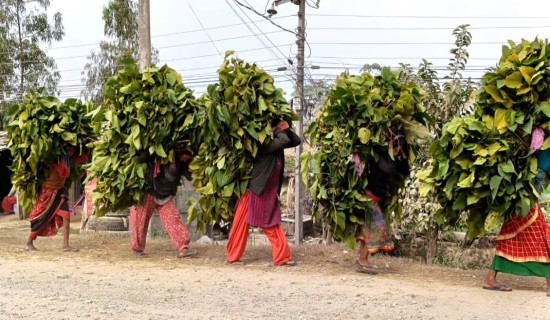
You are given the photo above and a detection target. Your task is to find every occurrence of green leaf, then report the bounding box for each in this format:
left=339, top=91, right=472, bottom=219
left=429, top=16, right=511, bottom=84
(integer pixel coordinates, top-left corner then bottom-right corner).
left=490, top=175, right=503, bottom=200
left=503, top=71, right=524, bottom=89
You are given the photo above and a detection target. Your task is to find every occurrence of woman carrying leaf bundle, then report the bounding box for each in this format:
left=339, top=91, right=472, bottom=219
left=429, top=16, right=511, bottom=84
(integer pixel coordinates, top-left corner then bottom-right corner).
left=227, top=120, right=301, bottom=265
left=353, top=136, right=410, bottom=274
left=482, top=128, right=550, bottom=295
left=130, top=148, right=194, bottom=258
left=25, top=147, right=88, bottom=252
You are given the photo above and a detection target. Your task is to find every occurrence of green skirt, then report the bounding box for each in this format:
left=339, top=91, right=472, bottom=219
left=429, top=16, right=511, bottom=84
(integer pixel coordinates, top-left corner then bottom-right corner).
left=491, top=255, right=550, bottom=278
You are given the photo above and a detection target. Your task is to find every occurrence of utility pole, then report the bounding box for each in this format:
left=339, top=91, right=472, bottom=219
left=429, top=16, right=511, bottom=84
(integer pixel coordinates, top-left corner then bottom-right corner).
left=294, top=0, right=306, bottom=245
left=138, top=0, right=151, bottom=71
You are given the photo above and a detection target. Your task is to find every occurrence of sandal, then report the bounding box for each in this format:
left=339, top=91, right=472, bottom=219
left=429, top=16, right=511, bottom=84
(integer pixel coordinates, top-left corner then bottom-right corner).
left=62, top=247, right=79, bottom=252
left=277, top=260, right=297, bottom=266
left=177, top=249, right=195, bottom=258
left=482, top=283, right=512, bottom=292
left=134, top=251, right=147, bottom=257
left=24, top=246, right=38, bottom=252
left=356, top=260, right=378, bottom=274
left=228, top=260, right=245, bottom=265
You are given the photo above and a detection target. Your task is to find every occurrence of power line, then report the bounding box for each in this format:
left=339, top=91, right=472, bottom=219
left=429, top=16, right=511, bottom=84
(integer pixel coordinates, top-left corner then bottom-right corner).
left=155, top=30, right=286, bottom=50
left=308, top=25, right=550, bottom=31
left=185, top=0, right=223, bottom=57
left=0, top=15, right=296, bottom=56
left=309, top=41, right=508, bottom=46
left=225, top=0, right=294, bottom=86
left=310, top=55, right=499, bottom=61
left=232, top=0, right=297, bottom=35
left=307, top=13, right=550, bottom=19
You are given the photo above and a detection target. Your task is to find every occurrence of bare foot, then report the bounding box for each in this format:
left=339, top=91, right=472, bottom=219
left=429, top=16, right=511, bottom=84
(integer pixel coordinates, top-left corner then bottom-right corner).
left=24, top=245, right=38, bottom=251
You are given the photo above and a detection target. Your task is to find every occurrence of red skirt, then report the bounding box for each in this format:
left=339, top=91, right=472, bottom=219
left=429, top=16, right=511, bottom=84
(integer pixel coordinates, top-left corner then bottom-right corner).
left=29, top=187, right=70, bottom=238
left=495, top=205, right=550, bottom=263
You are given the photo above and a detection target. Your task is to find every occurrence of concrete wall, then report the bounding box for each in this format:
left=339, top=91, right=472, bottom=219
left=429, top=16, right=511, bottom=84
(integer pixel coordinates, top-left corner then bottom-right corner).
left=147, top=179, right=204, bottom=241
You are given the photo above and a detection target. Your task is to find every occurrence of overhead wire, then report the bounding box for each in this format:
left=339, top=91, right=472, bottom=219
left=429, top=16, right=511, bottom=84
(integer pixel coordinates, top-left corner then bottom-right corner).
left=232, top=0, right=297, bottom=35
left=185, top=0, right=223, bottom=57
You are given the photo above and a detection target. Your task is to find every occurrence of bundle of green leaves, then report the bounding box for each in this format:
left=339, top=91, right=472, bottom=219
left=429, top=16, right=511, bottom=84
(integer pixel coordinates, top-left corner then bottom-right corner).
left=301, top=68, right=431, bottom=248
left=420, top=38, right=550, bottom=238
left=187, top=51, right=298, bottom=231
left=7, top=92, right=99, bottom=214
left=86, top=60, right=203, bottom=216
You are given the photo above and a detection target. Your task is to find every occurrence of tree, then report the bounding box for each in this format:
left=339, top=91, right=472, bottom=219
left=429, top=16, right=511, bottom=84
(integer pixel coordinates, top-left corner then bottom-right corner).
left=396, top=25, right=477, bottom=264
left=81, top=0, right=157, bottom=103
left=0, top=0, right=64, bottom=129
left=302, top=78, right=332, bottom=126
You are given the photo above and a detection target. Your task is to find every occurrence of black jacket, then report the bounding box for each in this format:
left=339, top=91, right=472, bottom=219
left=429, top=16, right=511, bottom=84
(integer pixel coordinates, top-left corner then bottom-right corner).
left=147, top=160, right=192, bottom=199
left=248, top=128, right=301, bottom=195
left=366, top=153, right=409, bottom=198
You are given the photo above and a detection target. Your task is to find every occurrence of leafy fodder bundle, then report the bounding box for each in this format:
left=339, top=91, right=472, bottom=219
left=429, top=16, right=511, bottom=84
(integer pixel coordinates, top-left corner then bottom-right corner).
left=188, top=51, right=298, bottom=231
left=86, top=60, right=203, bottom=216
left=7, top=92, right=98, bottom=214
left=421, top=38, right=550, bottom=238
left=301, top=68, right=431, bottom=248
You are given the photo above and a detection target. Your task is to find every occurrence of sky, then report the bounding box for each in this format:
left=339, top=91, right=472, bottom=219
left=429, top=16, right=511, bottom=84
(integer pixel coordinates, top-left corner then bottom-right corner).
left=43, top=0, right=550, bottom=99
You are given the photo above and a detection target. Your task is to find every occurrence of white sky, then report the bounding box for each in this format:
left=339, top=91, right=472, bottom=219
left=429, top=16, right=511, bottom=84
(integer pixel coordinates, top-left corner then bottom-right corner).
left=45, top=0, right=550, bottom=99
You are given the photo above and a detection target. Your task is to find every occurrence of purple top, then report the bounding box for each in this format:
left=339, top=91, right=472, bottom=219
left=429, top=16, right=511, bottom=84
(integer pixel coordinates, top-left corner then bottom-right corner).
left=246, top=153, right=282, bottom=228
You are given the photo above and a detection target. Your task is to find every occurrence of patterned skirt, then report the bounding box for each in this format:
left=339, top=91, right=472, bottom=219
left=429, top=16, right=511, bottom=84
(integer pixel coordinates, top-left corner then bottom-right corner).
left=491, top=204, right=550, bottom=277
left=356, top=192, right=394, bottom=253
left=29, top=187, right=70, bottom=238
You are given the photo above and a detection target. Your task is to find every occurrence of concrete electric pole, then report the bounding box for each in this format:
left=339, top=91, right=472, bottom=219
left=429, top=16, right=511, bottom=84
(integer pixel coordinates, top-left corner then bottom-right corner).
left=273, top=0, right=307, bottom=244
left=138, top=0, right=151, bottom=71
left=294, top=0, right=306, bottom=244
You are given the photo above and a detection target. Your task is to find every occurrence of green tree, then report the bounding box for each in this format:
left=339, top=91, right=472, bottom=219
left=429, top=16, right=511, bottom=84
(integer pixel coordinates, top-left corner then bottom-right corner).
left=396, top=25, right=477, bottom=264
left=0, top=0, right=64, bottom=129
left=302, top=78, right=332, bottom=126
left=81, top=0, right=157, bottom=103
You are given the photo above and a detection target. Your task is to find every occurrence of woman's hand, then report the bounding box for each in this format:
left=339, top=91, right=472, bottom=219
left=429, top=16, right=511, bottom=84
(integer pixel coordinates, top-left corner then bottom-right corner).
left=275, top=120, right=290, bottom=131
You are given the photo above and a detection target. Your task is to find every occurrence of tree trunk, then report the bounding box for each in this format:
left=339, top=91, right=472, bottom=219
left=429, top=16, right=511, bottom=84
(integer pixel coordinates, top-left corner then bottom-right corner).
left=321, top=217, right=332, bottom=245
left=16, top=0, right=24, bottom=101
left=426, top=224, right=439, bottom=265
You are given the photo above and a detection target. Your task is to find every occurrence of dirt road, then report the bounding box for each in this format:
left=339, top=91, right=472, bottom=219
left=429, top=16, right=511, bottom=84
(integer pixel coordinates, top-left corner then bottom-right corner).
left=0, top=214, right=548, bottom=319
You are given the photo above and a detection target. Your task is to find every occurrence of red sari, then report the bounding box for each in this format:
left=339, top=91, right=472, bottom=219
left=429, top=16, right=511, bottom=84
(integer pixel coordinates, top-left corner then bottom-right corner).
left=495, top=204, right=550, bottom=263
left=29, top=154, right=88, bottom=239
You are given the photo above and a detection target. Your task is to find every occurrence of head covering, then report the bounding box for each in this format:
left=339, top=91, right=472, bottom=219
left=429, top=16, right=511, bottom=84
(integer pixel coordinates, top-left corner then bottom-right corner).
left=530, top=127, right=545, bottom=152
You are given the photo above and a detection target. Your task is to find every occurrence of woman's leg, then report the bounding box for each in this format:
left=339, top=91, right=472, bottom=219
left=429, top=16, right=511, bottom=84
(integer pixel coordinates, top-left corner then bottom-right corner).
left=227, top=193, right=250, bottom=263
left=156, top=199, right=190, bottom=255
left=25, top=234, right=37, bottom=250
left=61, top=216, right=77, bottom=251
left=262, top=224, right=291, bottom=265
left=358, top=240, right=370, bottom=266
left=130, top=194, right=155, bottom=253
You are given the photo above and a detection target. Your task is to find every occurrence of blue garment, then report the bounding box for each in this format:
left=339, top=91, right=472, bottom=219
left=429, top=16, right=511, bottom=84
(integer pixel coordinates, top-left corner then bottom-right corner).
left=536, top=149, right=550, bottom=172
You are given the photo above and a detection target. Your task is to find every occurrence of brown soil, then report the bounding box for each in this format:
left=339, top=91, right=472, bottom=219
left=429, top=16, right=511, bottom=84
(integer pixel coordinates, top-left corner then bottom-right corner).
left=0, top=213, right=548, bottom=319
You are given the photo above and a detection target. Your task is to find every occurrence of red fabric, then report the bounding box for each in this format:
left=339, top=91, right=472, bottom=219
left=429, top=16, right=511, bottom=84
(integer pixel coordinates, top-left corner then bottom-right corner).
left=29, top=188, right=69, bottom=239
left=1, top=196, right=17, bottom=213
left=129, top=193, right=190, bottom=253
left=72, top=152, right=89, bottom=164
left=52, top=158, right=70, bottom=178
left=153, top=162, right=161, bottom=178
left=246, top=153, right=282, bottom=228
left=84, top=176, right=97, bottom=218
left=227, top=190, right=291, bottom=265
left=495, top=205, right=550, bottom=263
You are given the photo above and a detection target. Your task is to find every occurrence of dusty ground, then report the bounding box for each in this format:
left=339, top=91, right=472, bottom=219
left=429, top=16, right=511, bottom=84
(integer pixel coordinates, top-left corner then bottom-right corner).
left=0, top=213, right=548, bottom=320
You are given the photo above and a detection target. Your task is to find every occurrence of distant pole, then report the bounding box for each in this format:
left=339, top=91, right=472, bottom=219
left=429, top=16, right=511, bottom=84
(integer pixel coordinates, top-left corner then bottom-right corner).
left=138, top=0, right=151, bottom=71
left=294, top=0, right=306, bottom=245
